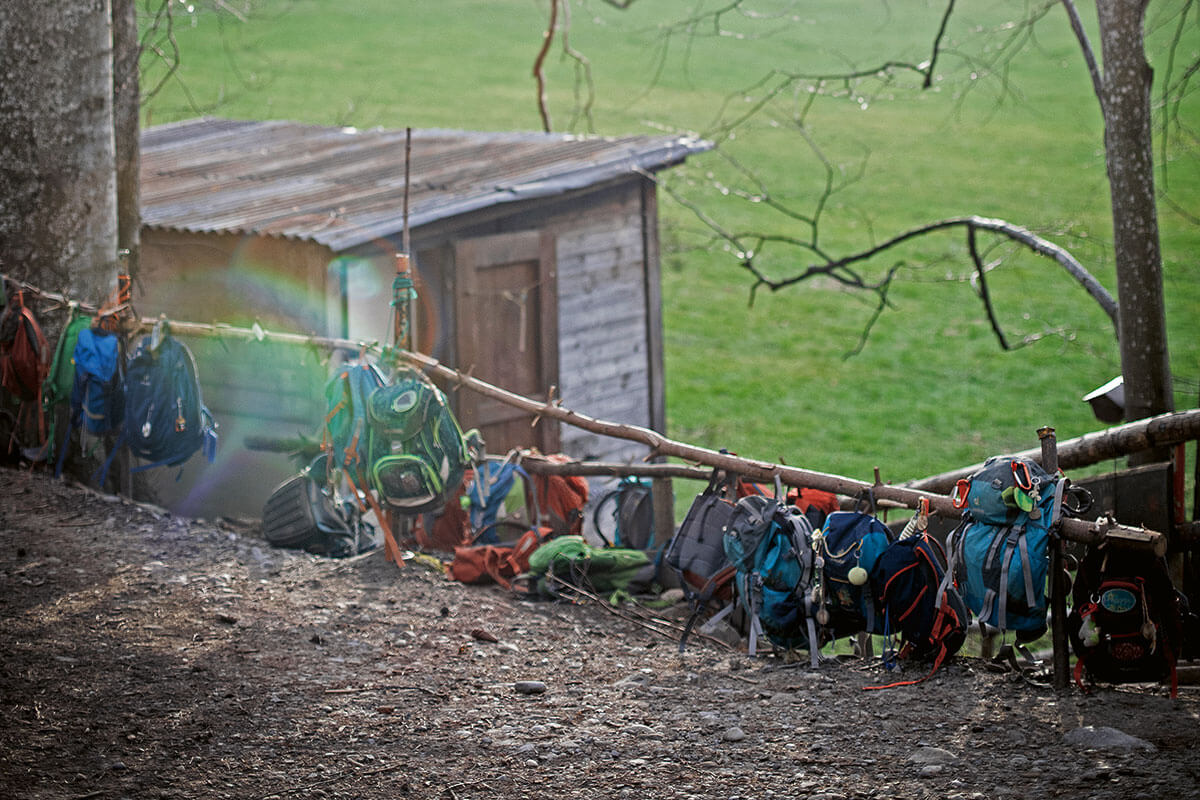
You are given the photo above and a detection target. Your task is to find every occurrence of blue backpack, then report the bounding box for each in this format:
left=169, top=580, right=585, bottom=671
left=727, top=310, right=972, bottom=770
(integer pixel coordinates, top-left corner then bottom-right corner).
left=722, top=481, right=820, bottom=663
left=814, top=510, right=896, bottom=638
left=123, top=332, right=218, bottom=471
left=54, top=326, right=124, bottom=479
left=70, top=327, right=124, bottom=436
left=947, top=455, right=1063, bottom=639
left=467, top=456, right=526, bottom=544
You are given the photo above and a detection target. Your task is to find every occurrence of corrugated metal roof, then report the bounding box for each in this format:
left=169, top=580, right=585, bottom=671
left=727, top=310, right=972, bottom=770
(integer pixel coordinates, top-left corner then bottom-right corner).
left=140, top=118, right=711, bottom=252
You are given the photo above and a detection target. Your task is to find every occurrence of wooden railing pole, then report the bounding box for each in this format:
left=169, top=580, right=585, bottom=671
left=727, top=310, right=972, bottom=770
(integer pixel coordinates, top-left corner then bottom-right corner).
left=6, top=278, right=1164, bottom=557
left=1040, top=426, right=1071, bottom=690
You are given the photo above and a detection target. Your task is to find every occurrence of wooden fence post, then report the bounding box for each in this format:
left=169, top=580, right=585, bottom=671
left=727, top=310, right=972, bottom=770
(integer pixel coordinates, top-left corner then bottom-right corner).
left=1040, top=426, right=1070, bottom=690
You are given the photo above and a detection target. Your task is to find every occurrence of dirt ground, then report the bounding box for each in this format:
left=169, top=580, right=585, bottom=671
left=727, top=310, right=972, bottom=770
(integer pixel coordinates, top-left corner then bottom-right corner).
left=2, top=465, right=1199, bottom=800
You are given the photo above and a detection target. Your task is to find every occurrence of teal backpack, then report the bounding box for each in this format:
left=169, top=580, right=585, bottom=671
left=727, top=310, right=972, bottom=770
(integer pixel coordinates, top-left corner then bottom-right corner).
left=947, top=455, right=1063, bottom=639
left=722, top=481, right=820, bottom=663
left=322, top=362, right=388, bottom=492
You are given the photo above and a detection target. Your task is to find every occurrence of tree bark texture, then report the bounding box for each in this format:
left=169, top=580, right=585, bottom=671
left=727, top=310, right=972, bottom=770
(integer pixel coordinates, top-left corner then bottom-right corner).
left=112, top=0, right=140, bottom=278
left=1096, top=0, right=1174, bottom=425
left=0, top=0, right=118, bottom=303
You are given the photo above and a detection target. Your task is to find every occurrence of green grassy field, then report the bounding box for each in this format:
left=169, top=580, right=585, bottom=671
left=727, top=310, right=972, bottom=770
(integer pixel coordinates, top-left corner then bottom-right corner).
left=142, top=0, right=1200, bottom=512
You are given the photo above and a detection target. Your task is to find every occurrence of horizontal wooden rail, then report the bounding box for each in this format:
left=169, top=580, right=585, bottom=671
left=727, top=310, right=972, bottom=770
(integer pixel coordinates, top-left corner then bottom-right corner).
left=2, top=282, right=1166, bottom=556
left=905, top=408, right=1200, bottom=493
left=394, top=350, right=1167, bottom=555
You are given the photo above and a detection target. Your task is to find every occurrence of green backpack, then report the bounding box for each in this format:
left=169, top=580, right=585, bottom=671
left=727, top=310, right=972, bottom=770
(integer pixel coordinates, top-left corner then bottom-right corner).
left=39, top=310, right=93, bottom=460
left=526, top=535, right=652, bottom=597
left=322, top=363, right=471, bottom=516
left=364, top=367, right=471, bottom=514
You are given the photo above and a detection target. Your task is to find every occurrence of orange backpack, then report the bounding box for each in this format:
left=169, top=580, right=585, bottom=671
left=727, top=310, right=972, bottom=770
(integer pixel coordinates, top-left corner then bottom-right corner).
left=523, top=454, right=589, bottom=536
left=448, top=527, right=552, bottom=588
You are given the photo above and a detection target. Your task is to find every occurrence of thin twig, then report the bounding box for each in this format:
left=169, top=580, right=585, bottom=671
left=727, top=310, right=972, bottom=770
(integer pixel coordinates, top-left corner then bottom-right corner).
left=967, top=225, right=1011, bottom=350
left=543, top=575, right=736, bottom=651
left=324, top=685, right=444, bottom=697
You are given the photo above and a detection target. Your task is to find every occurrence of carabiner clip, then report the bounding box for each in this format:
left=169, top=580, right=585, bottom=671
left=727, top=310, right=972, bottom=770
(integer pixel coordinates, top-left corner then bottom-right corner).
left=1011, top=460, right=1033, bottom=491
left=915, top=496, right=930, bottom=533
left=917, top=496, right=930, bottom=519
left=951, top=479, right=970, bottom=509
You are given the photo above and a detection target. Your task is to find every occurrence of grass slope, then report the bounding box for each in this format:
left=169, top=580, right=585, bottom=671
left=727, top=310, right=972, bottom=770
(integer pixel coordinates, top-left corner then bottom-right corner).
left=142, top=0, right=1199, bottom=507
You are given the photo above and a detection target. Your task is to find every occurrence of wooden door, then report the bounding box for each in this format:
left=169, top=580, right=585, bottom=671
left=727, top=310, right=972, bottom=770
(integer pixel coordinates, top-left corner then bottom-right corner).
left=454, top=230, right=559, bottom=454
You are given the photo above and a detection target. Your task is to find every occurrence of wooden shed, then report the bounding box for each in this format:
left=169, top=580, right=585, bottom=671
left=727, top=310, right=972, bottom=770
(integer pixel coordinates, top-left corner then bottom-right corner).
left=137, top=118, right=710, bottom=518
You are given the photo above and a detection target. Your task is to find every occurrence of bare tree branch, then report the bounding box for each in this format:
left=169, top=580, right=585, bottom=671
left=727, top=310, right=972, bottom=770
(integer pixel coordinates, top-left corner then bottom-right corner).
left=659, top=152, right=1119, bottom=351
left=530, top=0, right=600, bottom=133
left=577, top=2, right=1152, bottom=357
left=533, top=0, right=559, bottom=133
left=787, top=215, right=1114, bottom=327
left=559, top=0, right=598, bottom=133
left=923, top=0, right=957, bottom=88
left=1060, top=0, right=1106, bottom=111
left=139, top=0, right=182, bottom=103
left=844, top=262, right=903, bottom=359
left=967, top=224, right=1011, bottom=350
left=1157, top=0, right=1199, bottom=192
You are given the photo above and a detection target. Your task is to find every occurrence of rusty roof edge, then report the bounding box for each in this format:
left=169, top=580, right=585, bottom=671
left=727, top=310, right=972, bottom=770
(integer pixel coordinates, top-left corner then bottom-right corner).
left=312, top=136, right=713, bottom=251
left=139, top=120, right=713, bottom=252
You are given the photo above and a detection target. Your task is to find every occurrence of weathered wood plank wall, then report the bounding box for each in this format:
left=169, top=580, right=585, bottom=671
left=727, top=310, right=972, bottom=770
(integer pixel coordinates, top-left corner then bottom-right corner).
left=554, top=198, right=655, bottom=464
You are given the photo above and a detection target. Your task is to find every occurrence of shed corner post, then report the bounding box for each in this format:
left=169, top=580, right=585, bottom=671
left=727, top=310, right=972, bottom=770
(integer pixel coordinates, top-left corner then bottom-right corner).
left=650, top=475, right=675, bottom=560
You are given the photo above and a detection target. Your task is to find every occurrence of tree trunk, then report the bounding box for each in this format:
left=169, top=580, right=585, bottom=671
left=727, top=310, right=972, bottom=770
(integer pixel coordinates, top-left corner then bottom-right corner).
left=0, top=0, right=118, bottom=302
left=112, top=0, right=140, bottom=279
left=1096, top=0, right=1174, bottom=432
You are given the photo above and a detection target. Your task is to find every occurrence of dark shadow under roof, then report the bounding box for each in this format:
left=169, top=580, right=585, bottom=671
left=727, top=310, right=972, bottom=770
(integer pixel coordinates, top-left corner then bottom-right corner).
left=140, top=118, right=711, bottom=252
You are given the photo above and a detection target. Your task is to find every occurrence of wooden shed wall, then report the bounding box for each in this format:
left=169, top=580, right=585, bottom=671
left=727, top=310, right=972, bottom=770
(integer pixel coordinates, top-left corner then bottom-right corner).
left=139, top=230, right=338, bottom=331
left=552, top=182, right=661, bottom=464
left=136, top=230, right=337, bottom=517
left=135, top=175, right=665, bottom=517
left=395, top=176, right=663, bottom=465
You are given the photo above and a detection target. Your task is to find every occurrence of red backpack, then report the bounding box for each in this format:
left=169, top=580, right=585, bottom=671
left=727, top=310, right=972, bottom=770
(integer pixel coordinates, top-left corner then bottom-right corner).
left=0, top=289, right=51, bottom=450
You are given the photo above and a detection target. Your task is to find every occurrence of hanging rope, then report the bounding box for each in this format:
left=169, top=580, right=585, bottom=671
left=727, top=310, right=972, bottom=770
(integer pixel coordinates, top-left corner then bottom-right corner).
left=390, top=254, right=417, bottom=354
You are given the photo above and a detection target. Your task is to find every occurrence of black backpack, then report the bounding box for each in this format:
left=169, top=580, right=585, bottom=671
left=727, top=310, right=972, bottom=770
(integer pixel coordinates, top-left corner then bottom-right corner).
left=1068, top=546, right=1183, bottom=697
left=262, top=464, right=366, bottom=559
left=865, top=530, right=969, bottom=688
left=592, top=476, right=656, bottom=551
left=664, top=468, right=737, bottom=597
left=123, top=332, right=217, bottom=470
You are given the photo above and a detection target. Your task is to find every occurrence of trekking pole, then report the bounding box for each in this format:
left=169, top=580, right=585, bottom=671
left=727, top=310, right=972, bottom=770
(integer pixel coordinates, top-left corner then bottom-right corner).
left=395, top=127, right=416, bottom=354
